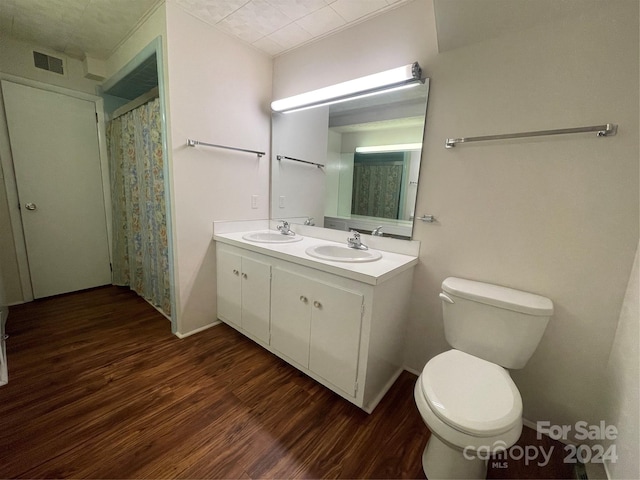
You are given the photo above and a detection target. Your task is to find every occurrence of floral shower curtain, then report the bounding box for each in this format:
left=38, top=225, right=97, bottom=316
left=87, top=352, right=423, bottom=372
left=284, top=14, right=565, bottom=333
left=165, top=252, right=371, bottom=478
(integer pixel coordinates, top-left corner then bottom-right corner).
left=106, top=97, right=171, bottom=315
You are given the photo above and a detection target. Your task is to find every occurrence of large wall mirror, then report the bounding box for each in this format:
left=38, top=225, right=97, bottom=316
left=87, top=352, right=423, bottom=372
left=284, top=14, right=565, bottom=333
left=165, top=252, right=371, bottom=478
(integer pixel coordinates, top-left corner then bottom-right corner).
left=271, top=79, right=429, bottom=239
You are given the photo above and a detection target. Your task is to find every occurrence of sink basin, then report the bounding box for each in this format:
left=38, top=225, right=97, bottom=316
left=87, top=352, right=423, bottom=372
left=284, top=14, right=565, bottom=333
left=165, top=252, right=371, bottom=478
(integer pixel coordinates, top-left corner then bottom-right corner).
left=305, top=244, right=382, bottom=263
left=242, top=231, right=303, bottom=243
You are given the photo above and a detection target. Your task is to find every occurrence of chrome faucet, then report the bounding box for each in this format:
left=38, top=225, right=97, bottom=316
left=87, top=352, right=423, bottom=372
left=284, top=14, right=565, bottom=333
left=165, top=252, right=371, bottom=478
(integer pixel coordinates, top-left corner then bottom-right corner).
left=277, top=220, right=294, bottom=235
left=347, top=230, right=368, bottom=250
left=304, top=217, right=315, bottom=226
left=371, top=226, right=383, bottom=236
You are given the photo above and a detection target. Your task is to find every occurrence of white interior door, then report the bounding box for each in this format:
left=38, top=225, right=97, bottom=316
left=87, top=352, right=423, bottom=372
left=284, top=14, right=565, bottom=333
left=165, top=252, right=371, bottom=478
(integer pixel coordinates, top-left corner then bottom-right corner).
left=1, top=81, right=111, bottom=299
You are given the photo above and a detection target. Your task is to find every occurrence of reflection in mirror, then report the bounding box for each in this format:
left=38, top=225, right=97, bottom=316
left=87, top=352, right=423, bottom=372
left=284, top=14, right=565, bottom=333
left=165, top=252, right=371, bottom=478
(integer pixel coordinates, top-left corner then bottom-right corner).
left=271, top=80, right=429, bottom=239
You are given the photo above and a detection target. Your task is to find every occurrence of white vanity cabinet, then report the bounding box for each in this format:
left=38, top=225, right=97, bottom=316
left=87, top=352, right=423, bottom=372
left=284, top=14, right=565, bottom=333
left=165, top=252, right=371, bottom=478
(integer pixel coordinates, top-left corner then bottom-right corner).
left=271, top=267, right=363, bottom=396
left=216, top=246, right=271, bottom=344
left=214, top=236, right=416, bottom=413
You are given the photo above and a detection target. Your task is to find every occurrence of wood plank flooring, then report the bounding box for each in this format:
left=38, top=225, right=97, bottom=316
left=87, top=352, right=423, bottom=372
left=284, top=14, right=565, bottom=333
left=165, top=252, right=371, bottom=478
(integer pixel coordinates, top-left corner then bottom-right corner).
left=0, top=286, right=428, bottom=479
left=0, top=286, right=575, bottom=479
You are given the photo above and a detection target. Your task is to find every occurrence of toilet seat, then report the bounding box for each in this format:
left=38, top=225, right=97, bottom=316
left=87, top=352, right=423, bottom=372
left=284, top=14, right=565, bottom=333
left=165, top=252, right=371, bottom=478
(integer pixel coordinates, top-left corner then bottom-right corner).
left=420, top=350, right=522, bottom=437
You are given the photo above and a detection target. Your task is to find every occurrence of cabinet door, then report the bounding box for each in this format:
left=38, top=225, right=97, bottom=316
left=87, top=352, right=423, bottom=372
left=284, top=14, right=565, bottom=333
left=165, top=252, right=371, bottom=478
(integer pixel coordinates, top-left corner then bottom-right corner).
left=241, top=257, right=271, bottom=344
left=309, top=283, right=363, bottom=396
left=216, top=249, right=242, bottom=327
left=270, top=268, right=312, bottom=367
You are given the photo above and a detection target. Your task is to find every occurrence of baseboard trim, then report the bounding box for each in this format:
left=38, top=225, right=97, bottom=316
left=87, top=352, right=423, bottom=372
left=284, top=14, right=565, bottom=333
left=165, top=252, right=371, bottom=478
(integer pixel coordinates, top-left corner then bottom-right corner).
left=601, top=459, right=612, bottom=480
left=365, top=368, right=404, bottom=413
left=403, top=365, right=421, bottom=376
left=175, top=320, right=221, bottom=339
left=522, top=417, right=539, bottom=432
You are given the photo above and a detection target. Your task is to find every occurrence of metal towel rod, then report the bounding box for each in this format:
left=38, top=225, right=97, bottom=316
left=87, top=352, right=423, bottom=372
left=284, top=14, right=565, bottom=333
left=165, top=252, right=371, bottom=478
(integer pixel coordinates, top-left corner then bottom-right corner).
left=277, top=155, right=324, bottom=168
left=187, top=139, right=265, bottom=158
left=445, top=123, right=617, bottom=149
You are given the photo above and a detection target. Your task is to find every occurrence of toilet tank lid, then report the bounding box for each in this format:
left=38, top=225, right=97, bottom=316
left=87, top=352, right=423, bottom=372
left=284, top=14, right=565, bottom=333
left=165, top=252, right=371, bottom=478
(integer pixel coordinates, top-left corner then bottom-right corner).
left=442, top=277, right=553, bottom=316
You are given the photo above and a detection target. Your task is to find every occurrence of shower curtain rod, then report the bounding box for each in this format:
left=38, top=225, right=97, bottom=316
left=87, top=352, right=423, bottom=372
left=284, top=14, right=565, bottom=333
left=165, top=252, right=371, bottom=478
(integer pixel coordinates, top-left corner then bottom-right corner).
left=111, top=87, right=159, bottom=119
left=187, top=139, right=265, bottom=158
left=445, top=123, right=617, bottom=148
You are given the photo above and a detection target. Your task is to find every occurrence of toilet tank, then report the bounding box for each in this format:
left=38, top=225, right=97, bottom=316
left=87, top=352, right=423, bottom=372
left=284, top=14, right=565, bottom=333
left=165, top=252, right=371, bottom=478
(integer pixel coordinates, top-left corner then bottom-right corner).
left=440, top=277, right=553, bottom=369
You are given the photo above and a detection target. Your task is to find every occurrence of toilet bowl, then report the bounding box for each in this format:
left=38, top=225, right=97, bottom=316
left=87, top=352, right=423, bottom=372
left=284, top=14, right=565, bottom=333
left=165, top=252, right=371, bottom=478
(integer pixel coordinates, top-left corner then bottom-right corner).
left=414, top=350, right=523, bottom=479
left=414, top=277, right=553, bottom=480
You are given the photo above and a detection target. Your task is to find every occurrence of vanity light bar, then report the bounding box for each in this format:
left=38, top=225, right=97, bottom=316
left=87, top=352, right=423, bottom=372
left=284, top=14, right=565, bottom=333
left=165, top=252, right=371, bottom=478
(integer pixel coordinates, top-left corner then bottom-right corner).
left=271, top=62, right=423, bottom=113
left=355, top=143, right=423, bottom=153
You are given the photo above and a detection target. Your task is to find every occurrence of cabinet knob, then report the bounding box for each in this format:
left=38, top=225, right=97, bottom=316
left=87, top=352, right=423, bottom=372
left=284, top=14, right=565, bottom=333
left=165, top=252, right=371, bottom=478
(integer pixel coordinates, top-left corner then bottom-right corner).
left=233, top=269, right=239, bottom=275
left=299, top=295, right=308, bottom=303
left=242, top=273, right=247, bottom=279
left=313, top=301, right=322, bottom=309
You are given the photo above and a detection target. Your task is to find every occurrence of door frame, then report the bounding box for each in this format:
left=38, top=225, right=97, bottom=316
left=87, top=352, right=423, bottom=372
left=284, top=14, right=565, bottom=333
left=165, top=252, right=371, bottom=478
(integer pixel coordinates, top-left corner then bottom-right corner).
left=99, top=37, right=177, bottom=332
left=0, top=74, right=112, bottom=302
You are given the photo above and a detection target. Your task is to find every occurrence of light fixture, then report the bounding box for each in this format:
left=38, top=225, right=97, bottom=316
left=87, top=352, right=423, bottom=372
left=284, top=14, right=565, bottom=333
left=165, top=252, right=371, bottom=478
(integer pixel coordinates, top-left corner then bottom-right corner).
left=355, top=143, right=423, bottom=153
left=271, top=62, right=424, bottom=113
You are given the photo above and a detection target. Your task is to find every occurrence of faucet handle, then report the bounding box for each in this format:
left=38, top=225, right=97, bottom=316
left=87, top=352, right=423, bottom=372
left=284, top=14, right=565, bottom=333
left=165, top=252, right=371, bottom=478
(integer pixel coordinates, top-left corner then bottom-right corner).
left=277, top=220, right=291, bottom=234
left=347, top=230, right=368, bottom=250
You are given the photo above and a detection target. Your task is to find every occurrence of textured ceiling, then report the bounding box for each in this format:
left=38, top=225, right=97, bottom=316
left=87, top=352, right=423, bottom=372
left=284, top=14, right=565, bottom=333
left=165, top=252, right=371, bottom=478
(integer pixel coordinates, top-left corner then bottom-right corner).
left=0, top=0, right=163, bottom=59
left=0, top=0, right=413, bottom=60
left=173, top=0, right=414, bottom=56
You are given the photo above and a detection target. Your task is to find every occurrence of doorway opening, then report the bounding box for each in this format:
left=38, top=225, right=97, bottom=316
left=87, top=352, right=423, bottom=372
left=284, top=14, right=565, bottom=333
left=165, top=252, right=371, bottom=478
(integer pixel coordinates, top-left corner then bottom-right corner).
left=100, top=38, right=176, bottom=331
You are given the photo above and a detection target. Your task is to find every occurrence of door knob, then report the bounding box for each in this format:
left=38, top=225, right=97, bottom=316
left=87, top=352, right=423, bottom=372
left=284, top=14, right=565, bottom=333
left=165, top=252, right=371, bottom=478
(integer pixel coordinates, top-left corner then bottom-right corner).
left=25, top=203, right=37, bottom=211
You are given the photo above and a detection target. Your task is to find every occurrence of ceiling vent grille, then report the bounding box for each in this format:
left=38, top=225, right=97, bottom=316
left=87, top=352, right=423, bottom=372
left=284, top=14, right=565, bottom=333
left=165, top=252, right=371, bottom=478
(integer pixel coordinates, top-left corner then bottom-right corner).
left=33, top=51, right=64, bottom=75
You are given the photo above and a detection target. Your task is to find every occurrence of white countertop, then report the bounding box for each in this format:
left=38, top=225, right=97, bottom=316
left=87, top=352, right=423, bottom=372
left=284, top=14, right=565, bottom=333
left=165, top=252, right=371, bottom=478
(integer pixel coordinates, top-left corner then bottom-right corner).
left=214, top=230, right=418, bottom=286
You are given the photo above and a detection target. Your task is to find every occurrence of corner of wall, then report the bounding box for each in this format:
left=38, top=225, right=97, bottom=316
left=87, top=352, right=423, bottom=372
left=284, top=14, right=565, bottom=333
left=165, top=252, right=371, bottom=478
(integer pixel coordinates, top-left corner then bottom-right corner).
left=600, top=241, right=639, bottom=480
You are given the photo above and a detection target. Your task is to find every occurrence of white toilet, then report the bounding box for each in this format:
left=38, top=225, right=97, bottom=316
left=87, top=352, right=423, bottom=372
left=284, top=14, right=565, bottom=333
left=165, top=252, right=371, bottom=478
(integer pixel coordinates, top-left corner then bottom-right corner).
left=414, top=277, right=553, bottom=480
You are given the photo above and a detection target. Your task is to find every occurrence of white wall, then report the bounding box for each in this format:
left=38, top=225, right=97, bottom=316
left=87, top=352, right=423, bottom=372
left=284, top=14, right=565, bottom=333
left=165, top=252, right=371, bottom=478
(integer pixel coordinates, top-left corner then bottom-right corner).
left=273, top=0, right=639, bottom=437
left=404, top=150, right=421, bottom=219
left=0, top=36, right=100, bottom=95
left=272, top=0, right=438, bottom=99
left=165, top=2, right=272, bottom=335
left=336, top=154, right=353, bottom=218
left=415, top=1, right=638, bottom=434
left=333, top=127, right=424, bottom=222
left=104, top=5, right=167, bottom=81
left=601, top=242, right=639, bottom=479
left=324, top=130, right=342, bottom=219
left=271, top=107, right=328, bottom=223
left=273, top=0, right=438, bottom=232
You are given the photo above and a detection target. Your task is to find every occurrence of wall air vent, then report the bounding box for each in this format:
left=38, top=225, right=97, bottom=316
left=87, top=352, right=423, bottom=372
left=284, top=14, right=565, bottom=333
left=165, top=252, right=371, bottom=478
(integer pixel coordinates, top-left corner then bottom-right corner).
left=33, top=51, right=64, bottom=75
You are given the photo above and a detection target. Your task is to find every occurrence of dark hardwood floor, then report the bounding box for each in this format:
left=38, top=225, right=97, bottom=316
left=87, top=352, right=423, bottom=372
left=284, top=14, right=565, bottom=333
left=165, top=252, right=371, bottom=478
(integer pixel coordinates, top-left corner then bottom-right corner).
left=0, top=286, right=575, bottom=479
left=0, top=286, right=428, bottom=479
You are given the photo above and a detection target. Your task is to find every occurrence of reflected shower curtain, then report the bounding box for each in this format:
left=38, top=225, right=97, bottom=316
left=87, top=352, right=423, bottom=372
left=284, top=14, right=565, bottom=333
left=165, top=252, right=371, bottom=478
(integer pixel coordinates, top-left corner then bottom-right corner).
left=106, top=98, right=171, bottom=315
left=351, top=163, right=403, bottom=219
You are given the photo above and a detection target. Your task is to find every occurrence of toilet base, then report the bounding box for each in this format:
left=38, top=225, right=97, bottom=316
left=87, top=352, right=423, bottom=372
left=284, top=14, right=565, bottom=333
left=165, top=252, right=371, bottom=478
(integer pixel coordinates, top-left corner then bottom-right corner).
left=422, top=435, right=487, bottom=480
